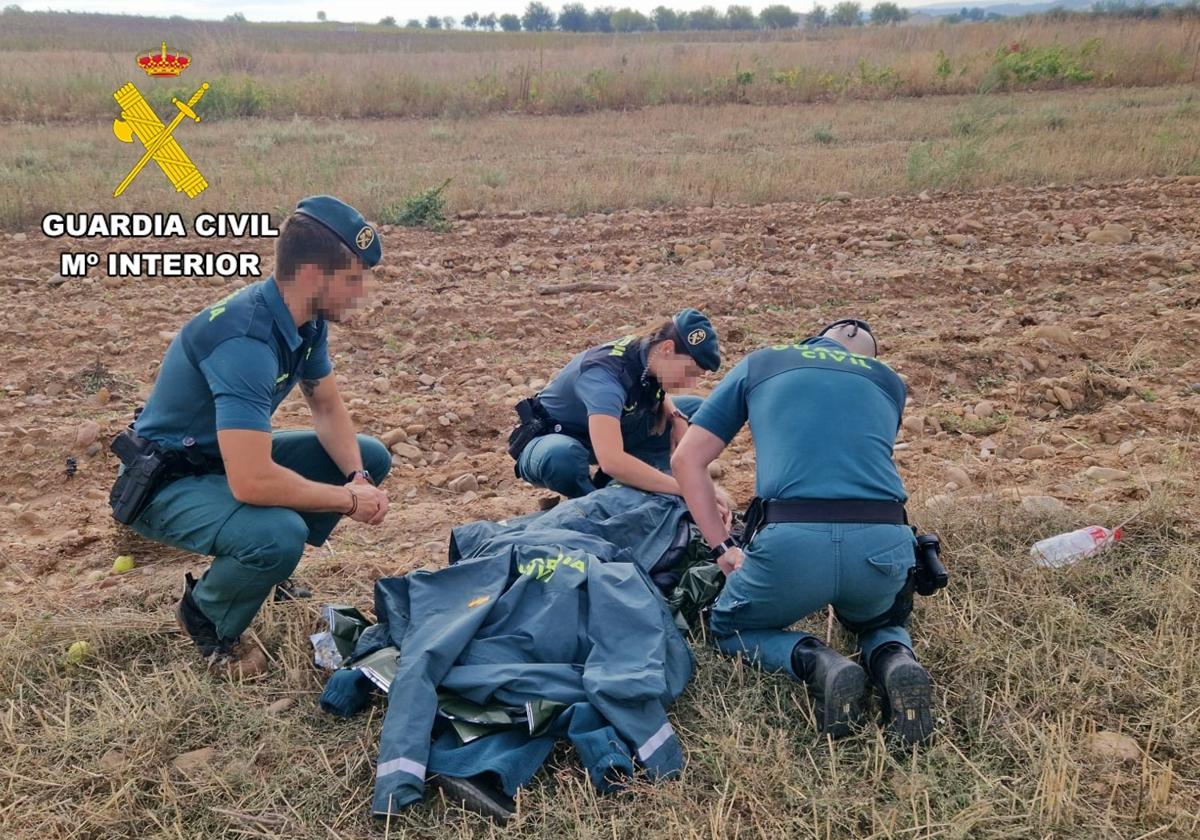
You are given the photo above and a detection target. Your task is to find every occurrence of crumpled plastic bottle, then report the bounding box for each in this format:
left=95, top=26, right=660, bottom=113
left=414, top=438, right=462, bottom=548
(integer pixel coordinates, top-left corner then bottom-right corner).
left=1030, top=526, right=1122, bottom=569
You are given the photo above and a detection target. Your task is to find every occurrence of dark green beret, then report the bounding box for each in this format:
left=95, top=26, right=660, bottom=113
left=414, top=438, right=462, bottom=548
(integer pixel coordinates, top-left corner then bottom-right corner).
left=673, top=308, right=720, bottom=371
left=294, top=195, right=381, bottom=268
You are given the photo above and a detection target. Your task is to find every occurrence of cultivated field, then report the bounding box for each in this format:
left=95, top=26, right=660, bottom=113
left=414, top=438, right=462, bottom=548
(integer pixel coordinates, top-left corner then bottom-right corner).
left=1, top=10, right=1199, bottom=840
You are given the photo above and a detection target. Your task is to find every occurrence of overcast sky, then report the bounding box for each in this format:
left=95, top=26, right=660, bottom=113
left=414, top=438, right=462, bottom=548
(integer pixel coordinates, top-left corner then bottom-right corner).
left=22, top=0, right=865, bottom=23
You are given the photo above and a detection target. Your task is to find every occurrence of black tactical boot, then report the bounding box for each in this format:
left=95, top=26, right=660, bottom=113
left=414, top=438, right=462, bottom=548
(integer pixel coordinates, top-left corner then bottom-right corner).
left=791, top=637, right=867, bottom=738
left=175, top=573, right=267, bottom=678
left=870, top=642, right=934, bottom=749
left=431, top=773, right=516, bottom=822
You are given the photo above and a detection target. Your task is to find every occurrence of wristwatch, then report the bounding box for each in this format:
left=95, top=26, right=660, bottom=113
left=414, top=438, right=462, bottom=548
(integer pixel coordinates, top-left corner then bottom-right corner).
left=710, top=537, right=738, bottom=560
left=347, top=469, right=373, bottom=485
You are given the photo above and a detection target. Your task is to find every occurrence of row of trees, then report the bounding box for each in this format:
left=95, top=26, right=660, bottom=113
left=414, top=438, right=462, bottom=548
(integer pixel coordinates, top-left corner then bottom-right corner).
left=373, top=3, right=911, bottom=32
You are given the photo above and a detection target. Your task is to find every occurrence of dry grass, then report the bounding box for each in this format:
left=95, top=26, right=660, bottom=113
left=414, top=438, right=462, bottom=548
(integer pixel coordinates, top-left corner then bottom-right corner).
left=0, top=16, right=1198, bottom=121
left=2, top=84, right=1197, bottom=229
left=2, top=491, right=1197, bottom=838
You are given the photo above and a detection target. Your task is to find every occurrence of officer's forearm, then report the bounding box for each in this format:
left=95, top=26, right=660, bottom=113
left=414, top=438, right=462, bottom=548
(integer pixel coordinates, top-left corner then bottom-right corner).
left=231, top=462, right=353, bottom=513
left=672, top=456, right=727, bottom=548
left=311, top=399, right=363, bottom=477
left=597, top=450, right=681, bottom=496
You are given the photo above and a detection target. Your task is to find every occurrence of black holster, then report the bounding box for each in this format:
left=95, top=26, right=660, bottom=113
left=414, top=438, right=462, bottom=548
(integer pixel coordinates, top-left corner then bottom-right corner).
left=507, top=396, right=563, bottom=467
left=108, top=427, right=224, bottom=525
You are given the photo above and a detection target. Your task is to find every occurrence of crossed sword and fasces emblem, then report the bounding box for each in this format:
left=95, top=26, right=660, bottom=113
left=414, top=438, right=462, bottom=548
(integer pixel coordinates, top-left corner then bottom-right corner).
left=111, top=81, right=210, bottom=198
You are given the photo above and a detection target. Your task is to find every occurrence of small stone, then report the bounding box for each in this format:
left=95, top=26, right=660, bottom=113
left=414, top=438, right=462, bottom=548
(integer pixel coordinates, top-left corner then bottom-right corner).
left=75, top=420, right=101, bottom=448
left=417, top=373, right=437, bottom=387
left=1052, top=386, right=1074, bottom=410
left=973, top=400, right=996, bottom=419
left=1087, top=731, right=1140, bottom=762
left=946, top=466, right=971, bottom=487
left=371, top=377, right=389, bottom=394
left=99, top=748, right=127, bottom=771
left=1086, top=225, right=1133, bottom=245
left=692, top=259, right=716, bottom=271
left=1020, top=444, right=1054, bottom=460
left=1033, top=325, right=1074, bottom=345
left=390, top=442, right=422, bottom=460
left=448, top=473, right=479, bottom=494
left=943, top=234, right=972, bottom=248
left=707, top=461, right=724, bottom=479
left=1021, top=495, right=1066, bottom=516
left=20, top=443, right=35, bottom=459
left=709, top=238, right=727, bottom=254
left=901, top=416, right=924, bottom=436
left=1084, top=466, right=1129, bottom=483
left=380, top=428, right=407, bottom=448
left=94, top=386, right=111, bottom=405
left=267, top=698, right=295, bottom=714
left=173, top=747, right=216, bottom=773
left=1117, top=440, right=1136, bottom=457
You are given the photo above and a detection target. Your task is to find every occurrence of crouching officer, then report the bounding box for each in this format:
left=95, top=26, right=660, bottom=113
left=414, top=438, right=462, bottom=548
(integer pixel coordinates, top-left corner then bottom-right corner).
left=671, top=319, right=936, bottom=748
left=108, top=196, right=392, bottom=678
left=508, top=309, right=720, bottom=500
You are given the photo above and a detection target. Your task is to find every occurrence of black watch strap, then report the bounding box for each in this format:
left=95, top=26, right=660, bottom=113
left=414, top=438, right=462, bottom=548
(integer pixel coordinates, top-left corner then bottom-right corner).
left=347, top=469, right=372, bottom=484
left=710, top=538, right=737, bottom=560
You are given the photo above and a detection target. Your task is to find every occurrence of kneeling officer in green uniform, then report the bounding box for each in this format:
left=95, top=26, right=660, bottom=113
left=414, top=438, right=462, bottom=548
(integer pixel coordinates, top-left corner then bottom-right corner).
left=508, top=310, right=721, bottom=500
left=109, top=196, right=392, bottom=678
left=671, top=319, right=936, bottom=748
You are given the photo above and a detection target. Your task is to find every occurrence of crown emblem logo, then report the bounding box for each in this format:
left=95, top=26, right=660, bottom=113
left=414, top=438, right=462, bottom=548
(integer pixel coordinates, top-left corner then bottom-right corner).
left=137, top=42, right=191, bottom=77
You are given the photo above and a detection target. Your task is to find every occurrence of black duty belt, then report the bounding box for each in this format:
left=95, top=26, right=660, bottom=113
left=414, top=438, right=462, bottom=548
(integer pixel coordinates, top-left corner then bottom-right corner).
left=743, top=496, right=908, bottom=542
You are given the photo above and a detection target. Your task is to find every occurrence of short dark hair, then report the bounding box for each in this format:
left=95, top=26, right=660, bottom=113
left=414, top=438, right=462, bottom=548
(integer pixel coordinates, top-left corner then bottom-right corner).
left=274, top=212, right=356, bottom=282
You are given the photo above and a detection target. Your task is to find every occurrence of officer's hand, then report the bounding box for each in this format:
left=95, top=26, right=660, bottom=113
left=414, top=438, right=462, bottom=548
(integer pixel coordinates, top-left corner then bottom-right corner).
left=717, top=546, right=744, bottom=576
left=345, top=483, right=389, bottom=525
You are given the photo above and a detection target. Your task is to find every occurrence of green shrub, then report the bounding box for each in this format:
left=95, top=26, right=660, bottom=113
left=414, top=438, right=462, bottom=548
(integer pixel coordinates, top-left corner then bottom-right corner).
left=380, top=179, right=452, bottom=231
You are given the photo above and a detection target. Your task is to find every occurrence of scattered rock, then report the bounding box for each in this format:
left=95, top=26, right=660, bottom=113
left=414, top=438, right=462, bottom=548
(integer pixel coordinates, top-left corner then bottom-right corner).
left=20, top=443, right=35, bottom=459
left=75, top=420, right=101, bottom=449
left=901, top=416, right=923, bottom=436
left=1021, top=495, right=1066, bottom=516
left=943, top=234, right=973, bottom=248
left=973, top=400, right=996, bottom=418
left=1086, top=224, right=1133, bottom=245
left=172, top=747, right=216, bottom=773
left=417, top=373, right=437, bottom=387
left=380, top=428, right=407, bottom=448
left=99, top=748, right=127, bottom=771
left=1033, top=325, right=1074, bottom=345
left=390, top=442, right=422, bottom=460
left=267, top=698, right=295, bottom=714
left=692, top=259, right=716, bottom=271
left=946, top=466, right=971, bottom=487
left=707, top=461, right=724, bottom=479
left=1084, top=466, right=1129, bottom=483
left=1019, top=444, right=1054, bottom=460
left=449, top=473, right=479, bottom=494
left=1087, top=731, right=1140, bottom=762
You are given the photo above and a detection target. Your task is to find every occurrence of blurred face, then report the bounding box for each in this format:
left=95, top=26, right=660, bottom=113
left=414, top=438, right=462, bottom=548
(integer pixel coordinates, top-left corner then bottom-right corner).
left=651, top=341, right=703, bottom=390
left=306, top=260, right=370, bottom=323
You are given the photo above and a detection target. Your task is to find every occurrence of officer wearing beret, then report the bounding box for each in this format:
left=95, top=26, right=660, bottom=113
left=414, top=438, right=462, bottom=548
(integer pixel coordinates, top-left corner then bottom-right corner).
left=117, top=196, right=392, bottom=677
left=510, top=309, right=725, bottom=503
left=671, top=319, right=935, bottom=748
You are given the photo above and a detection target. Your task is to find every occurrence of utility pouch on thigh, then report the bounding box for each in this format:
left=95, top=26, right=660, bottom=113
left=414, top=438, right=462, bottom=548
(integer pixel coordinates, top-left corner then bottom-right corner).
left=834, top=568, right=915, bottom=635
left=108, top=428, right=171, bottom=525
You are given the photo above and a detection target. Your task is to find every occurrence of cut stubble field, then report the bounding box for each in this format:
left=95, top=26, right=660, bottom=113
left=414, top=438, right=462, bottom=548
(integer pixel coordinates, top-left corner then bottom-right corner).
left=2, top=84, right=1198, bottom=229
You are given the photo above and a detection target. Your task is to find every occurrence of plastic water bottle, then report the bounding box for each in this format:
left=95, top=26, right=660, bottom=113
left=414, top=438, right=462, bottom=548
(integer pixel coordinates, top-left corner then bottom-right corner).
left=1030, top=526, right=1123, bottom=569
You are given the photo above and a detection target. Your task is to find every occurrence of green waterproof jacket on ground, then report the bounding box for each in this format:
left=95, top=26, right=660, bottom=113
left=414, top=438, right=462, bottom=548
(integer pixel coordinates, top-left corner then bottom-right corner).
left=362, top=486, right=699, bottom=815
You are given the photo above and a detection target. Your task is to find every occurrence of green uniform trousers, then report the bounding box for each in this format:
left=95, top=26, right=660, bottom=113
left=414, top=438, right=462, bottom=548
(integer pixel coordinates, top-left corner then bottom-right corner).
left=130, top=430, right=391, bottom=640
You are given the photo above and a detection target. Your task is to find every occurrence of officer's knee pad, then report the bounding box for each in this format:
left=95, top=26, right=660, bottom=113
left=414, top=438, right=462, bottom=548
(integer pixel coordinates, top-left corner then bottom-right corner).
left=359, top=435, right=392, bottom=482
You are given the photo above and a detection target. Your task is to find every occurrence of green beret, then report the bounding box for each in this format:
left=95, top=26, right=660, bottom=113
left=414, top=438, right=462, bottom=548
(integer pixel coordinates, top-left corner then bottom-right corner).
left=294, top=195, right=381, bottom=268
left=673, top=308, right=720, bottom=371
